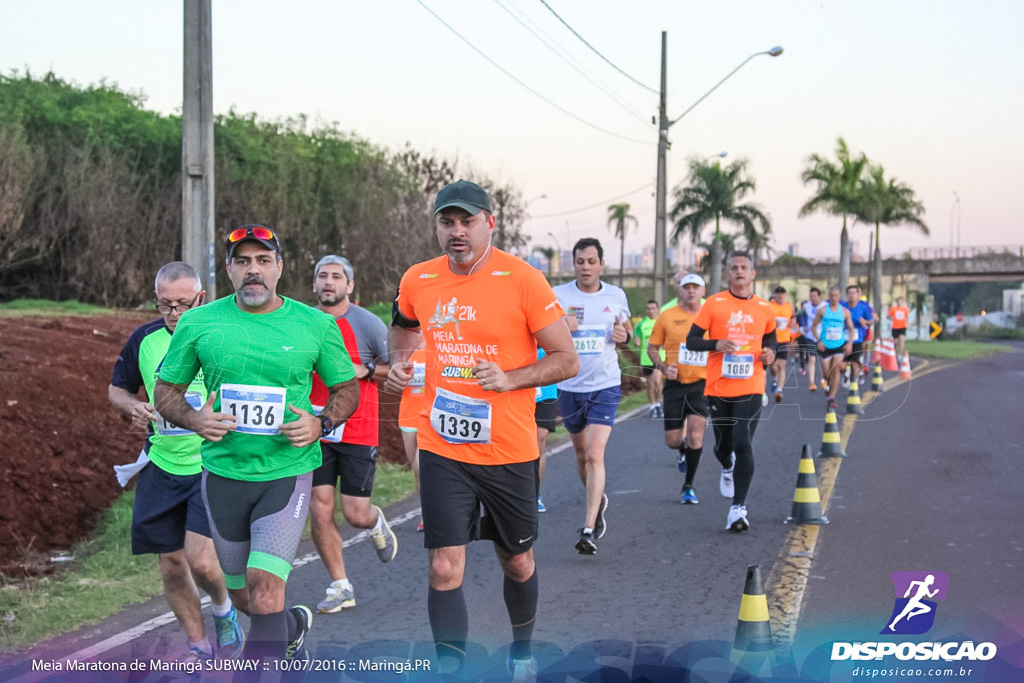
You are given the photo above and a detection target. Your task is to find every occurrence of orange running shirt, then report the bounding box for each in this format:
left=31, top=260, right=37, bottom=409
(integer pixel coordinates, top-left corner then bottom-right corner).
left=693, top=291, right=777, bottom=398
left=394, top=249, right=565, bottom=465
left=398, top=348, right=428, bottom=431
left=649, top=307, right=707, bottom=384
left=769, top=300, right=794, bottom=343
left=889, top=305, right=909, bottom=330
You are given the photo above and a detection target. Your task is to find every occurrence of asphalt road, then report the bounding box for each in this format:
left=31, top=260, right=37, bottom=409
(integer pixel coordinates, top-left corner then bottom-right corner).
left=4, top=343, right=1022, bottom=681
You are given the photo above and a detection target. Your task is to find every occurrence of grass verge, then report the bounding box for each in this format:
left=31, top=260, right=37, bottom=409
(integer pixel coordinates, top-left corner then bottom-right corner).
left=0, top=299, right=114, bottom=317
left=905, top=339, right=1014, bottom=360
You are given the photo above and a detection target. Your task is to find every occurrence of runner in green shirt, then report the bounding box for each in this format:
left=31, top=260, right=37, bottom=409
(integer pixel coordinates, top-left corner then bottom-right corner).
left=634, top=299, right=664, bottom=417
left=156, top=225, right=358, bottom=665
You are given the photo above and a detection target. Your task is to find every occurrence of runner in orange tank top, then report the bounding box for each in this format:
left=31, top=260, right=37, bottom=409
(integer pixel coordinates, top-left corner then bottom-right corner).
left=768, top=286, right=795, bottom=403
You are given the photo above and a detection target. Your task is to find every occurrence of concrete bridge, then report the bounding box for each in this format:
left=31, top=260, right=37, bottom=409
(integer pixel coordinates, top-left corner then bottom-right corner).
left=546, top=244, right=1024, bottom=298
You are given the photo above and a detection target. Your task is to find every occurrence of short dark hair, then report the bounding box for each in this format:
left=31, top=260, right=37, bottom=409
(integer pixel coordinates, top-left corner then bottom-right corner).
left=846, top=284, right=860, bottom=293
left=726, top=251, right=753, bottom=266
left=809, top=286, right=821, bottom=295
left=572, top=237, right=603, bottom=260
left=646, top=299, right=659, bottom=306
left=773, top=286, right=786, bottom=294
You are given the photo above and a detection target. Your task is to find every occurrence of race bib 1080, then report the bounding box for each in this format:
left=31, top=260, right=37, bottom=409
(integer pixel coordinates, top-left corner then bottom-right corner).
left=722, top=353, right=754, bottom=379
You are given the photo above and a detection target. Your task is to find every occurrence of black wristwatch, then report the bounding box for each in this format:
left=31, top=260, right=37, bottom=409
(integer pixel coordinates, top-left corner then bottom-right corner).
left=364, top=362, right=376, bottom=378
left=317, top=414, right=334, bottom=437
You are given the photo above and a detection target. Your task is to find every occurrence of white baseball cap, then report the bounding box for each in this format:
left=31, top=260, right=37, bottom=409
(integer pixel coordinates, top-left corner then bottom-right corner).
left=677, top=273, right=706, bottom=287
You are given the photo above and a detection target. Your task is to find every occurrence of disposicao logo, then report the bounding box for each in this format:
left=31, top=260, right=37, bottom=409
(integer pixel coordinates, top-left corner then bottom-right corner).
left=831, top=570, right=998, bottom=663
left=882, top=571, right=948, bottom=635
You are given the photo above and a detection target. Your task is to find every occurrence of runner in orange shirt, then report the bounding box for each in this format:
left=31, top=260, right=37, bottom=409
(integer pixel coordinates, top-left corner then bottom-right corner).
left=648, top=273, right=708, bottom=505
left=385, top=180, right=578, bottom=679
left=685, top=252, right=777, bottom=532
left=768, top=286, right=795, bottom=403
left=397, top=347, right=428, bottom=532
left=888, top=296, right=911, bottom=358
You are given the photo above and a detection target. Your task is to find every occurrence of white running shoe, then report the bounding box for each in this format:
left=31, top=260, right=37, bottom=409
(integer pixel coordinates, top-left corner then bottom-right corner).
left=726, top=505, right=749, bottom=532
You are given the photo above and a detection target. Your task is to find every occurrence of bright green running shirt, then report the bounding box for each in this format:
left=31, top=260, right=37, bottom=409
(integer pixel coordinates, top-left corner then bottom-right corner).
left=159, top=296, right=355, bottom=481
left=110, top=319, right=206, bottom=475
left=633, top=316, right=660, bottom=367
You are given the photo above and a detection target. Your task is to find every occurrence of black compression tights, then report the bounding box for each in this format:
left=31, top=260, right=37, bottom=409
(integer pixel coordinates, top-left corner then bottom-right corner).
left=708, top=394, right=763, bottom=506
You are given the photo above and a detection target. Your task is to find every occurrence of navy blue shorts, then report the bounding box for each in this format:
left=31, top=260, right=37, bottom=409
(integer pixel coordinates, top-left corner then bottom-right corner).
left=131, top=460, right=210, bottom=555
left=557, top=385, right=622, bottom=433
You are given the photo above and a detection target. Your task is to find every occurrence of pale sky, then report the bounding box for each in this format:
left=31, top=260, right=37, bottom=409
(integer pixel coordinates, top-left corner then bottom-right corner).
left=3, top=0, right=1022, bottom=265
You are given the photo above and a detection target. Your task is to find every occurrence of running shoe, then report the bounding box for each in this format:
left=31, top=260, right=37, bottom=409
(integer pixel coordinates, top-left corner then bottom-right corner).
left=676, top=452, right=687, bottom=475
left=369, top=505, right=398, bottom=563
left=828, top=397, right=838, bottom=411
left=726, top=505, right=749, bottom=532
left=821, top=380, right=829, bottom=391
left=761, top=393, right=769, bottom=407
left=213, top=605, right=245, bottom=658
left=507, top=655, right=538, bottom=682
left=316, top=583, right=355, bottom=613
left=841, top=374, right=850, bottom=388
left=574, top=529, right=597, bottom=555
left=800, top=368, right=807, bottom=376
left=680, top=487, right=699, bottom=505
left=809, top=382, right=817, bottom=392
left=537, top=497, right=547, bottom=513
left=649, top=405, right=658, bottom=418
left=181, top=645, right=212, bottom=665
left=594, top=493, right=608, bottom=539
left=775, top=389, right=783, bottom=403
left=285, top=605, right=313, bottom=660
left=656, top=404, right=664, bottom=418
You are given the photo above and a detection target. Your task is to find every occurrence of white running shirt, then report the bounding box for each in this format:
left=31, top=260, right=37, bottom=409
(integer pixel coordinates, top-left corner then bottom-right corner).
left=553, top=280, right=631, bottom=392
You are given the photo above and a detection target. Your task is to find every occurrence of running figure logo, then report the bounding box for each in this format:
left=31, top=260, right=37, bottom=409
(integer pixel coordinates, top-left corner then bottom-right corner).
left=428, top=297, right=463, bottom=340
left=882, top=571, right=949, bottom=635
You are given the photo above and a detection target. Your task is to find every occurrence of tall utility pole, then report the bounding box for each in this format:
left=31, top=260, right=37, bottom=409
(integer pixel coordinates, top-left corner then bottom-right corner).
left=653, top=32, right=669, bottom=305
left=653, top=38, right=783, bottom=303
left=182, top=0, right=216, bottom=298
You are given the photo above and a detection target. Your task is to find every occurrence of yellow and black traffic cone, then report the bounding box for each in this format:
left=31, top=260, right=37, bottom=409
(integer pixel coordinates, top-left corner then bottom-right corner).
left=817, top=405, right=846, bottom=458
left=785, top=445, right=830, bottom=525
left=732, top=564, right=775, bottom=672
left=846, top=379, right=864, bottom=415
left=871, top=364, right=885, bottom=393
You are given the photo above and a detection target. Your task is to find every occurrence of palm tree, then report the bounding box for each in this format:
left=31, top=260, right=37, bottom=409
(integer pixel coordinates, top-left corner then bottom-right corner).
left=532, top=245, right=557, bottom=279
left=669, top=156, right=770, bottom=293
left=855, top=163, right=928, bottom=337
left=799, top=137, right=869, bottom=291
left=607, top=203, right=638, bottom=287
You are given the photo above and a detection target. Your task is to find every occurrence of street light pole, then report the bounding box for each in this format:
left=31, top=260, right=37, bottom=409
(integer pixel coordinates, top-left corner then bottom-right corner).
left=652, top=38, right=783, bottom=303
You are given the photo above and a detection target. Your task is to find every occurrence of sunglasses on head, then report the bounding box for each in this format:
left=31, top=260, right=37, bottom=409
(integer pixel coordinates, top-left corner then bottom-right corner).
left=227, top=226, right=276, bottom=244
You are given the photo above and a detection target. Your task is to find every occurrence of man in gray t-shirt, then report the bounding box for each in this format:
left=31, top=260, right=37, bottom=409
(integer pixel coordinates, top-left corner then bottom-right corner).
left=307, top=255, right=397, bottom=615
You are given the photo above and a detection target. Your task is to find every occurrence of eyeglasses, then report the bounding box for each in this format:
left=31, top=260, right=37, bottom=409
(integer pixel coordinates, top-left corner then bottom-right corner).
left=227, top=226, right=276, bottom=244
left=156, top=292, right=202, bottom=315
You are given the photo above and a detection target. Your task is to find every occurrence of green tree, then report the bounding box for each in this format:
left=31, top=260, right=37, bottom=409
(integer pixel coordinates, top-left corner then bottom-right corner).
left=799, top=137, right=868, bottom=292
left=607, top=202, right=638, bottom=287
left=670, top=157, right=770, bottom=293
left=532, top=245, right=557, bottom=278
left=854, top=163, right=928, bottom=337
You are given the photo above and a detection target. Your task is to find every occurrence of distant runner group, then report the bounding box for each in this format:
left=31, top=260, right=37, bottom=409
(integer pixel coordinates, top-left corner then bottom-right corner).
left=109, top=178, right=893, bottom=681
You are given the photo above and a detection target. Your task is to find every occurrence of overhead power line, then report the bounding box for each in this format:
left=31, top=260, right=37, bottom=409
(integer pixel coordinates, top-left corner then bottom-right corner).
left=493, top=0, right=650, bottom=126
left=416, top=0, right=652, bottom=145
left=538, top=0, right=659, bottom=94
left=532, top=182, right=654, bottom=218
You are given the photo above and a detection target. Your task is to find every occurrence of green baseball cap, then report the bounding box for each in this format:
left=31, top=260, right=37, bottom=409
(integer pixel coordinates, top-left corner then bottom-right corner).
left=434, top=180, right=492, bottom=215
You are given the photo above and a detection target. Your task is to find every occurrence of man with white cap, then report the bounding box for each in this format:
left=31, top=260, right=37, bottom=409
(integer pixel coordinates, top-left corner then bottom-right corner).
left=648, top=273, right=710, bottom=505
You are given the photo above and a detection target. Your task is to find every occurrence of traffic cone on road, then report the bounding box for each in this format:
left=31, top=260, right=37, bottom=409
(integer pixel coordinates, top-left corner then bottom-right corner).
left=899, top=353, right=912, bottom=380
left=877, top=338, right=899, bottom=372
left=871, top=364, right=885, bottom=393
left=785, top=445, right=830, bottom=525
left=846, top=380, right=864, bottom=415
left=817, top=406, right=846, bottom=458
left=732, top=565, right=775, bottom=673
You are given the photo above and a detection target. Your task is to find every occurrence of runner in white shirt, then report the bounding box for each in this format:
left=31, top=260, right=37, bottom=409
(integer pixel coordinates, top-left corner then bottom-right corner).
left=553, top=238, right=631, bottom=555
